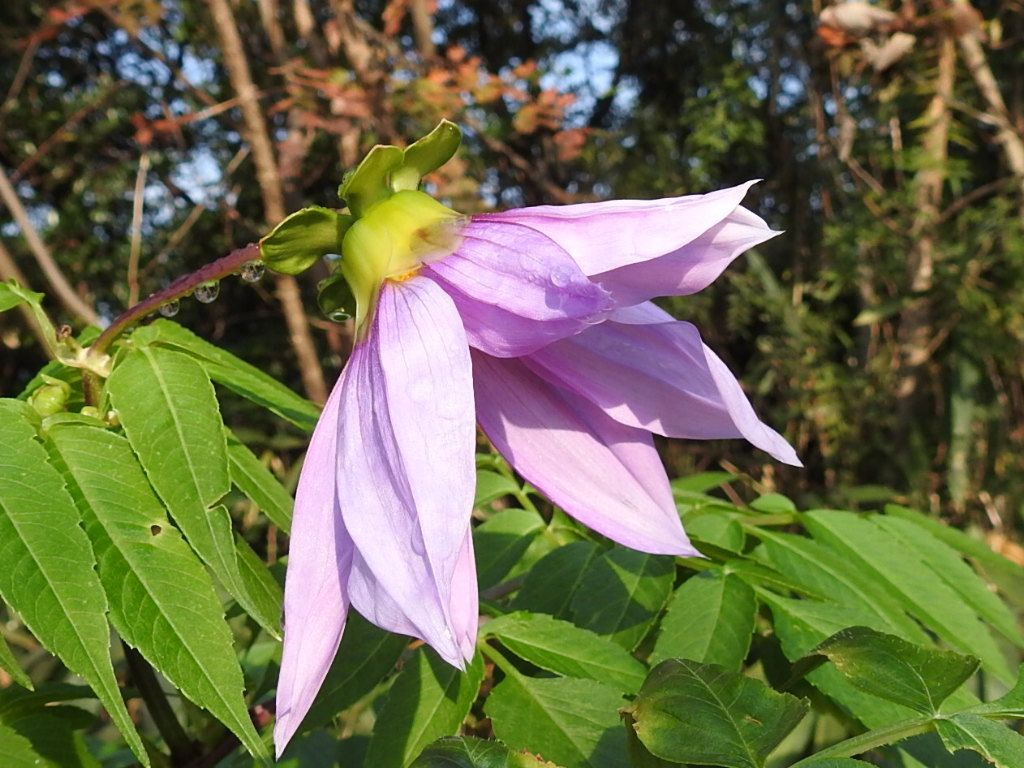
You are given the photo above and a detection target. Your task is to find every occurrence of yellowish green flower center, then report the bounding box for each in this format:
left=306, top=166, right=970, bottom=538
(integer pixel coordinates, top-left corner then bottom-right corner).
left=341, top=190, right=463, bottom=336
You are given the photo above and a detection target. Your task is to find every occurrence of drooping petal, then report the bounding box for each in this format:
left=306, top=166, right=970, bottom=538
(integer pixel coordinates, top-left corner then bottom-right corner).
left=472, top=350, right=697, bottom=556
left=275, top=381, right=353, bottom=756
left=526, top=303, right=801, bottom=466
left=337, top=276, right=477, bottom=666
left=424, top=219, right=612, bottom=357
left=477, top=181, right=763, bottom=283
left=592, top=205, right=779, bottom=305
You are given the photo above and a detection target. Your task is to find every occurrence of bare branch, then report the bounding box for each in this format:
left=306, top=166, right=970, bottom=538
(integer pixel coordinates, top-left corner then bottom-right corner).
left=127, top=152, right=150, bottom=307
left=206, top=0, right=328, bottom=404
left=0, top=166, right=99, bottom=326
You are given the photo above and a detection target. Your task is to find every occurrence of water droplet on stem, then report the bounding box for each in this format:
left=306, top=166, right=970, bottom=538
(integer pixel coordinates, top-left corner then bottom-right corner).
left=195, top=280, right=220, bottom=304
left=240, top=260, right=265, bottom=283
left=159, top=300, right=180, bottom=317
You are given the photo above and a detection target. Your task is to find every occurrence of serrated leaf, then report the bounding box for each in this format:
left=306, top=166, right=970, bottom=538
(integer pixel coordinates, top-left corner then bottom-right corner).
left=474, top=471, right=520, bottom=507
left=629, top=659, right=809, bottom=768
left=511, top=542, right=601, bottom=619
left=794, top=761, right=875, bottom=767
left=0, top=629, right=31, bottom=690
left=411, top=736, right=557, bottom=768
left=226, top=430, right=293, bottom=533
left=965, top=664, right=1024, bottom=719
left=485, top=674, right=628, bottom=768
left=652, top=571, right=756, bottom=671
left=802, top=511, right=1012, bottom=682
left=131, top=319, right=319, bottom=432
left=0, top=400, right=148, bottom=766
left=872, top=516, right=1023, bottom=648
left=753, top=530, right=928, bottom=642
left=761, top=593, right=918, bottom=728
left=803, top=627, right=978, bottom=715
left=484, top=612, right=646, bottom=693
left=362, top=650, right=483, bottom=768
left=44, top=422, right=267, bottom=760
left=107, top=346, right=280, bottom=637
left=935, top=714, right=1024, bottom=767
left=570, top=548, right=674, bottom=651
left=300, top=611, right=409, bottom=733
left=0, top=720, right=48, bottom=768
left=883, top=506, right=1024, bottom=606
left=474, top=509, right=545, bottom=589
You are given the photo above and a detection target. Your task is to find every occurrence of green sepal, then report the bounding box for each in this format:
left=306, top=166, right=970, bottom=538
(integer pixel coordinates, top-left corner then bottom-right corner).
left=398, top=120, right=462, bottom=189
left=337, top=121, right=462, bottom=211
left=338, top=144, right=405, bottom=216
left=316, top=272, right=355, bottom=322
left=260, top=206, right=352, bottom=275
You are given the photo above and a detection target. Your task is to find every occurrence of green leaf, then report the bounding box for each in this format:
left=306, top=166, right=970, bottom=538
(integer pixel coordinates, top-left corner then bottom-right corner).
left=794, top=761, right=876, bottom=767
left=0, top=400, right=148, bottom=766
left=300, top=611, right=409, bottom=733
left=131, top=319, right=320, bottom=432
left=802, top=627, right=979, bottom=715
left=483, top=612, right=646, bottom=693
left=750, top=493, right=797, bottom=514
left=44, top=422, right=267, bottom=760
left=570, top=548, right=674, bottom=651
left=0, top=720, right=48, bottom=768
left=260, top=206, right=351, bottom=275
left=485, top=674, right=628, bottom=768
left=2, top=706, right=100, bottom=768
left=362, top=650, right=483, bottom=768
left=400, top=120, right=462, bottom=185
left=629, top=659, right=809, bottom=768
left=683, top=511, right=745, bottom=552
left=761, top=593, right=921, bottom=728
left=473, top=509, right=545, bottom=589
left=652, top=571, right=756, bottom=671
left=0, top=630, right=31, bottom=690
left=753, top=530, right=929, bottom=642
left=474, top=470, right=520, bottom=507
left=107, top=346, right=280, bottom=637
left=672, top=472, right=738, bottom=494
left=0, top=282, right=57, bottom=356
left=872, top=515, right=1023, bottom=648
left=935, top=714, right=1024, bottom=767
left=802, top=511, right=1012, bottom=682
left=965, top=664, right=1024, bottom=719
left=511, top=542, right=601, bottom=619
left=339, top=144, right=405, bottom=215
left=411, top=736, right=556, bottom=768
left=226, top=430, right=293, bottom=533
left=883, top=506, right=1024, bottom=606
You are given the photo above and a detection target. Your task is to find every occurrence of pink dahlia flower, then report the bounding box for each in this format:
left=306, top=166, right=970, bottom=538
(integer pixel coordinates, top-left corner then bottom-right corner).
left=273, top=180, right=799, bottom=754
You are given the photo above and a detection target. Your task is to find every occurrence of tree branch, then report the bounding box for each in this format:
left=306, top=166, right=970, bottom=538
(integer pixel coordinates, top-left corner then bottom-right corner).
left=0, top=166, right=100, bottom=326
left=205, top=0, right=328, bottom=404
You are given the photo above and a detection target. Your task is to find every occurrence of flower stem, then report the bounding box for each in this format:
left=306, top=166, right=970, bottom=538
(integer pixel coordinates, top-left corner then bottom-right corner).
left=81, top=243, right=260, bottom=406
left=122, top=642, right=200, bottom=764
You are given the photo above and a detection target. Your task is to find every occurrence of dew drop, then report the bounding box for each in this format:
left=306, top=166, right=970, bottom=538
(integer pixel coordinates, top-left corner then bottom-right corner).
left=550, top=267, right=572, bottom=288
left=194, top=280, right=220, bottom=304
left=159, top=299, right=180, bottom=317
left=240, top=260, right=265, bottom=283
left=327, top=309, right=352, bottom=323
left=411, top=535, right=426, bottom=556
